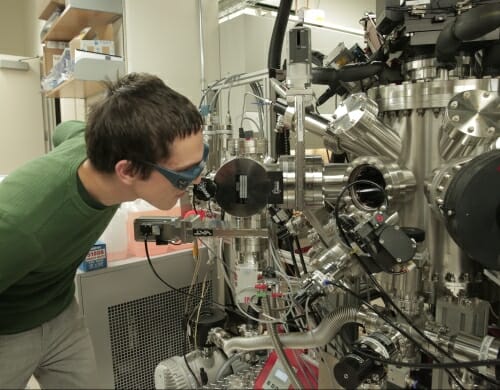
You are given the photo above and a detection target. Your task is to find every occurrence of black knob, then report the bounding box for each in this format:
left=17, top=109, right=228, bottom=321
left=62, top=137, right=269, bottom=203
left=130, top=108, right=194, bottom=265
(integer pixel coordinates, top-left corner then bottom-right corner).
left=334, top=353, right=378, bottom=389
left=193, top=178, right=217, bottom=201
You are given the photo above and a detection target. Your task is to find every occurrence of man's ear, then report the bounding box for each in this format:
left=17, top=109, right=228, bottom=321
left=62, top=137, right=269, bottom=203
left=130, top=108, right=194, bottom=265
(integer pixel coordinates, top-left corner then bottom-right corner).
left=115, top=160, right=139, bottom=185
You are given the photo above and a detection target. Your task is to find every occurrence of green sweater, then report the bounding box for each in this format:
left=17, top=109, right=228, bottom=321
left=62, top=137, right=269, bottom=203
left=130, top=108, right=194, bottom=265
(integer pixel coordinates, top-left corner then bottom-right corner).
left=0, top=120, right=117, bottom=334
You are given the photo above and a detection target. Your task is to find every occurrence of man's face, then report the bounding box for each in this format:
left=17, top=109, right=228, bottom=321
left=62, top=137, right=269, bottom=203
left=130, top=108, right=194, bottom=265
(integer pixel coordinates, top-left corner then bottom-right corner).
left=136, top=132, right=205, bottom=210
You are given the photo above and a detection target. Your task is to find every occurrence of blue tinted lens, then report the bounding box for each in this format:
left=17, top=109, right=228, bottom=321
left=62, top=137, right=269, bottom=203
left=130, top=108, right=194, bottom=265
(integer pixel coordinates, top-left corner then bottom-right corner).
left=148, top=144, right=209, bottom=190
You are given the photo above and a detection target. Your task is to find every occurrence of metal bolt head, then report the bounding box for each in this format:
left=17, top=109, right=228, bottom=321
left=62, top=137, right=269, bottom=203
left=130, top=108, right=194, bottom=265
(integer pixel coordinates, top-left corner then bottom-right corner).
left=463, top=91, right=470, bottom=99
left=452, top=115, right=460, bottom=122
left=467, top=126, right=474, bottom=133
left=487, top=127, right=495, bottom=135
left=396, top=258, right=402, bottom=263
left=450, top=101, right=458, bottom=109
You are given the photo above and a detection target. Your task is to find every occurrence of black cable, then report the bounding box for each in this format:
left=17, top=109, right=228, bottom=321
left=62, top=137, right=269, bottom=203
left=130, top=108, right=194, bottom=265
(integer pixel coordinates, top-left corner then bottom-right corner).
left=355, top=349, right=500, bottom=369
left=332, top=181, right=498, bottom=386
left=361, top=265, right=499, bottom=386
left=221, top=249, right=237, bottom=309
left=144, top=237, right=202, bottom=387
left=143, top=239, right=227, bottom=310
left=183, top=332, right=201, bottom=388
left=287, top=235, right=300, bottom=277
left=333, top=179, right=388, bottom=248
left=294, top=236, right=308, bottom=274
left=326, top=281, right=466, bottom=390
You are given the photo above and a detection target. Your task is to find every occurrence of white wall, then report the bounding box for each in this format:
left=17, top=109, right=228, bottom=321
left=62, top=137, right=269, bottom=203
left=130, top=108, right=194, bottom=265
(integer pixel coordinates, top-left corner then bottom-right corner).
left=0, top=0, right=30, bottom=56
left=0, top=1, right=46, bottom=173
left=124, top=0, right=220, bottom=104
left=217, top=0, right=376, bottom=148
left=0, top=54, right=45, bottom=173
left=219, top=0, right=376, bottom=75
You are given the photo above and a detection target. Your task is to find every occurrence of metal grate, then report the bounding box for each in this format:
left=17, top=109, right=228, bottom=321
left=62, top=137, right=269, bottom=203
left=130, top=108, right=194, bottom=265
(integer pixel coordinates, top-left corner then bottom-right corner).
left=108, top=282, right=213, bottom=389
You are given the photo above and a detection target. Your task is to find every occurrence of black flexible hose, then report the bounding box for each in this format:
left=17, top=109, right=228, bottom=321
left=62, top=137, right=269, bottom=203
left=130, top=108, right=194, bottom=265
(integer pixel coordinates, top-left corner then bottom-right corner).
left=311, top=62, right=385, bottom=85
left=436, top=2, right=500, bottom=69
left=273, top=100, right=287, bottom=115
left=268, top=0, right=293, bottom=70
left=482, top=41, right=500, bottom=76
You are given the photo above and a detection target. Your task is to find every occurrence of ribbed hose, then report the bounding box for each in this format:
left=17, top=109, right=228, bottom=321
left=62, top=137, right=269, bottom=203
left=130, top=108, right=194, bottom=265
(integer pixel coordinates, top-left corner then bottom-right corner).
left=223, top=307, right=360, bottom=354
left=264, top=296, right=303, bottom=390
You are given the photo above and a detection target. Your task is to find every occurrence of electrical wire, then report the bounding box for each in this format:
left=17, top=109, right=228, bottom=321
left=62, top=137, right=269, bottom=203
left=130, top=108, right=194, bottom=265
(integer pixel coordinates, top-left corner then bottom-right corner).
left=330, top=181, right=498, bottom=385
left=325, top=280, right=467, bottom=389
left=240, top=116, right=262, bottom=132
left=239, top=91, right=272, bottom=137
left=364, top=268, right=499, bottom=386
left=355, top=349, right=500, bottom=369
left=193, top=274, right=208, bottom=351
left=200, top=237, right=304, bottom=325
left=249, top=82, right=265, bottom=132
left=294, top=236, right=308, bottom=274
left=198, top=238, right=282, bottom=324
left=288, top=235, right=301, bottom=277
left=143, top=238, right=227, bottom=310
left=184, top=330, right=201, bottom=388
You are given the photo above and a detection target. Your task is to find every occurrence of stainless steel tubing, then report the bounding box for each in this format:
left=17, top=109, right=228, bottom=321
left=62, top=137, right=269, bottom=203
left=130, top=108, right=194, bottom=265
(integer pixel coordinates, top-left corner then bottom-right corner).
left=222, top=307, right=360, bottom=354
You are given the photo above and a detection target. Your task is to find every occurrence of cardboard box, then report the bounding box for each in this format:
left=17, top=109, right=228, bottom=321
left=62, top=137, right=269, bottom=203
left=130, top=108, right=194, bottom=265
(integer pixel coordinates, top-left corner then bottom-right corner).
left=43, top=41, right=67, bottom=76
left=37, top=0, right=65, bottom=20
left=79, top=240, right=107, bottom=272
left=70, top=40, right=115, bottom=60
left=69, top=26, right=115, bottom=60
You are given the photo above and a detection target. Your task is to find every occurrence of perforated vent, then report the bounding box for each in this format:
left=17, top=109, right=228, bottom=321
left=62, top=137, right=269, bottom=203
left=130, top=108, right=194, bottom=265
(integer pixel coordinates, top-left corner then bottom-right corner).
left=108, top=282, right=213, bottom=389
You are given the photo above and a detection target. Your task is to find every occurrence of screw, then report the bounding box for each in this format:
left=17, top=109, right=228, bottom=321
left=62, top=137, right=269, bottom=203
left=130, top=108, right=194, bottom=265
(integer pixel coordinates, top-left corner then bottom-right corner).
left=450, top=101, right=458, bottom=109
left=467, top=126, right=474, bottom=133
left=463, top=91, right=470, bottom=99
left=483, top=92, right=490, bottom=98
left=396, top=258, right=402, bottom=263
left=452, top=115, right=460, bottom=122
left=487, top=127, right=495, bottom=135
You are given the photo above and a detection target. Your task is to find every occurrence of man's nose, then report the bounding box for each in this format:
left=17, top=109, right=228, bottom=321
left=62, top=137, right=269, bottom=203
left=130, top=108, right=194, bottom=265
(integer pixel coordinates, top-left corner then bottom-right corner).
left=192, top=175, right=202, bottom=185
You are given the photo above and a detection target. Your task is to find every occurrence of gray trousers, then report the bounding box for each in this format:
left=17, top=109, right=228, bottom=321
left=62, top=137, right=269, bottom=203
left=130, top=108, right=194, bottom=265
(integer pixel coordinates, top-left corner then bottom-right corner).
left=0, top=299, right=97, bottom=389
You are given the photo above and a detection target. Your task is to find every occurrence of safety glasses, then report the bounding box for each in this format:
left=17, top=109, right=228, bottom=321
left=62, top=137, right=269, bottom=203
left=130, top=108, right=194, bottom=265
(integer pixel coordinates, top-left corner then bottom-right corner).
left=144, top=143, right=209, bottom=190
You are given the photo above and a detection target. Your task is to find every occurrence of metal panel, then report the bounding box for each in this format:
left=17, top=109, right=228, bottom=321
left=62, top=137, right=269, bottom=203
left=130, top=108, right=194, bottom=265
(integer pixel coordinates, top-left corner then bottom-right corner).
left=75, top=248, right=216, bottom=389
left=109, top=283, right=213, bottom=389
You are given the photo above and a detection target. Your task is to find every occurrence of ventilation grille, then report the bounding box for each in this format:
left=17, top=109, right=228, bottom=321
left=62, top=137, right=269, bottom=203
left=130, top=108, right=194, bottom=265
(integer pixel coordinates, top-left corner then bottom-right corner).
left=108, top=282, right=213, bottom=389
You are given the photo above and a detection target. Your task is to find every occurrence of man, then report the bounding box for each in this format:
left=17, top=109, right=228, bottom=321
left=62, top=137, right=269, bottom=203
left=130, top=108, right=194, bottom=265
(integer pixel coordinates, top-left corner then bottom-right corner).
left=0, top=72, right=207, bottom=388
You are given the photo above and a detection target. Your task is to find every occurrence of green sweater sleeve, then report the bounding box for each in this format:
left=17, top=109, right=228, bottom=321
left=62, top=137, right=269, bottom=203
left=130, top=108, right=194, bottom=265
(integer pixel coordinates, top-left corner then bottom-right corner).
left=52, top=120, right=86, bottom=148
left=0, top=215, right=44, bottom=295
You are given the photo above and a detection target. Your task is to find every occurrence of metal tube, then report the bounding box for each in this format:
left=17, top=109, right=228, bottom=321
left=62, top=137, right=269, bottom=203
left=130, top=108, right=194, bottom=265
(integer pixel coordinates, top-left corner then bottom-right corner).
left=223, top=307, right=360, bottom=354
left=295, top=95, right=306, bottom=210
left=198, top=0, right=205, bottom=91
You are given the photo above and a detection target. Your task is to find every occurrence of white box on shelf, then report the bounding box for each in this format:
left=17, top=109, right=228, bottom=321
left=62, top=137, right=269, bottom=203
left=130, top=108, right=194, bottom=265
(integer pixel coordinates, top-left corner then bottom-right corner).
left=73, top=53, right=124, bottom=82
